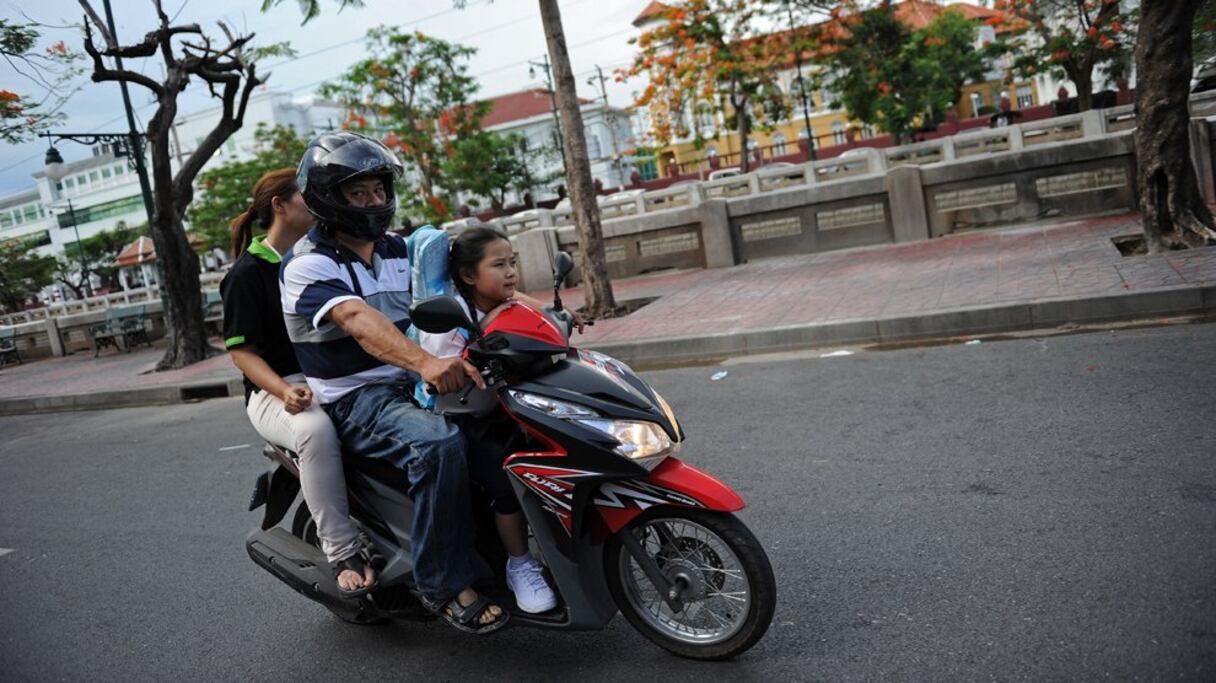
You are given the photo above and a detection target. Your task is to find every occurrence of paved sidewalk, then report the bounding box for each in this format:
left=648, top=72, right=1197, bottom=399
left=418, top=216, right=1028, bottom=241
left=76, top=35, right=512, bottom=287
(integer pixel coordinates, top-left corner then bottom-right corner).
left=1, top=210, right=1213, bottom=414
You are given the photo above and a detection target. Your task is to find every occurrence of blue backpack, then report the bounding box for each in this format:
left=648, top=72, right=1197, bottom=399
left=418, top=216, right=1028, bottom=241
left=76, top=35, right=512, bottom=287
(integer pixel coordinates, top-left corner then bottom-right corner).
left=405, top=225, right=457, bottom=408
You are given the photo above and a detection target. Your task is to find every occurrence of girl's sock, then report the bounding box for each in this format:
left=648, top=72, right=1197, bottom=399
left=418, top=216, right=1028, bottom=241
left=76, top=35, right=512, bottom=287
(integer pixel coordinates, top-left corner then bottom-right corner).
left=507, top=552, right=534, bottom=570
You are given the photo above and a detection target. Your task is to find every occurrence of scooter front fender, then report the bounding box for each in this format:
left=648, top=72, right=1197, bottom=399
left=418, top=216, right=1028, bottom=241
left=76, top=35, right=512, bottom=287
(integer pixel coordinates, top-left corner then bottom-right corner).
left=594, top=457, right=745, bottom=534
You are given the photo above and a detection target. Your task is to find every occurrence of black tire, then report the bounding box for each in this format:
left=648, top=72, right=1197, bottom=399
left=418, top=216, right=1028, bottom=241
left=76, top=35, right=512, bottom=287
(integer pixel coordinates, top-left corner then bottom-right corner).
left=290, top=503, right=388, bottom=626
left=605, top=508, right=776, bottom=661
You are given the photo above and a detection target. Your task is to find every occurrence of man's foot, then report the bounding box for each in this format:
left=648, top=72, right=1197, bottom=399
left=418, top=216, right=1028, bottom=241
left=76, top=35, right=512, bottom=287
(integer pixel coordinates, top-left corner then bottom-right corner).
left=506, top=555, right=558, bottom=613
left=336, top=562, right=375, bottom=593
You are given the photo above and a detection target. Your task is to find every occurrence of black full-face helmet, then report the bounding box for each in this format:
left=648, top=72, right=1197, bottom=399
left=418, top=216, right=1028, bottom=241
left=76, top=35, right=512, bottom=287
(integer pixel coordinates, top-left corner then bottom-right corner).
left=297, top=131, right=404, bottom=241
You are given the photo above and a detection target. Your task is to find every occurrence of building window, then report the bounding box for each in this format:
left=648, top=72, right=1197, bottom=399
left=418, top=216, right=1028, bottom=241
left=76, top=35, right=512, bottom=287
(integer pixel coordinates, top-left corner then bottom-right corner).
left=113, top=164, right=125, bottom=175
left=56, top=182, right=63, bottom=191
left=772, top=133, right=787, bottom=156
left=586, top=133, right=603, bottom=159
left=1016, top=85, right=1034, bottom=109
left=76, top=174, right=88, bottom=186
left=831, top=122, right=847, bottom=145
left=13, top=210, right=23, bottom=225
left=89, top=171, right=99, bottom=183
left=101, top=167, right=112, bottom=179
left=0, top=212, right=11, bottom=228
left=23, top=205, right=38, bottom=222
left=65, top=178, right=75, bottom=189
left=969, top=92, right=984, bottom=116
left=38, top=205, right=46, bottom=218
left=697, top=107, right=715, bottom=133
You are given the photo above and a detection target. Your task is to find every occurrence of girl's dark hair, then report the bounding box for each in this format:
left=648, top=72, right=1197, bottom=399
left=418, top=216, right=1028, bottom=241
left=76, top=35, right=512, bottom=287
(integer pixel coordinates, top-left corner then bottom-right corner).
left=228, top=167, right=299, bottom=256
left=448, top=226, right=511, bottom=305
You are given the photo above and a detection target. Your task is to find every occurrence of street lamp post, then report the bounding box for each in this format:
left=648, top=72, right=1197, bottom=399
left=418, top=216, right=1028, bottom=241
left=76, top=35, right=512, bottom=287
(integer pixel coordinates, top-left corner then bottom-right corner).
left=785, top=0, right=817, bottom=162
left=62, top=199, right=91, bottom=299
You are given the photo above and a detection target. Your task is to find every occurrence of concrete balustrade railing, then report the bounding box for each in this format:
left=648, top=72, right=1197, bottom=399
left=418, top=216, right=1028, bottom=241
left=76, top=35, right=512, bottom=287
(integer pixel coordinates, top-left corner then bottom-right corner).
left=504, top=114, right=1216, bottom=297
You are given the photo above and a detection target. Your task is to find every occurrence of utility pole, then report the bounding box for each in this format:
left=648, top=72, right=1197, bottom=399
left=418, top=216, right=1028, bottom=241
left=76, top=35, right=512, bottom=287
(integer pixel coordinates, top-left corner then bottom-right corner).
left=785, top=0, right=817, bottom=162
left=588, top=65, right=624, bottom=188
left=529, top=54, right=567, bottom=169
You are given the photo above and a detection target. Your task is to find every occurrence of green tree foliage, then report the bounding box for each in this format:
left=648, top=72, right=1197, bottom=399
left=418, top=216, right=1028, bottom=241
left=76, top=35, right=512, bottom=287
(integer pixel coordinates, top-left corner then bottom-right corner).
left=0, top=245, right=56, bottom=312
left=55, top=222, right=144, bottom=298
left=0, top=19, right=82, bottom=143
left=442, top=132, right=554, bottom=210
left=1195, top=0, right=1216, bottom=69
left=319, top=27, right=487, bottom=223
left=188, top=124, right=309, bottom=255
left=993, top=0, right=1134, bottom=111
left=821, top=3, right=987, bottom=141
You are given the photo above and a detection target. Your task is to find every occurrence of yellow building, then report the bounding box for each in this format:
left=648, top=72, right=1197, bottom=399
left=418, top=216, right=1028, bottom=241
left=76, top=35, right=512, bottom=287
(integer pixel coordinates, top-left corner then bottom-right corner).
left=630, top=0, right=1040, bottom=178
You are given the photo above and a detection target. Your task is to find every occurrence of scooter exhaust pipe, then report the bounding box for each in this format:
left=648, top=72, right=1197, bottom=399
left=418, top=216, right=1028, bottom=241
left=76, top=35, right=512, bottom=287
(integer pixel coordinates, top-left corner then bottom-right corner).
left=245, top=527, right=366, bottom=617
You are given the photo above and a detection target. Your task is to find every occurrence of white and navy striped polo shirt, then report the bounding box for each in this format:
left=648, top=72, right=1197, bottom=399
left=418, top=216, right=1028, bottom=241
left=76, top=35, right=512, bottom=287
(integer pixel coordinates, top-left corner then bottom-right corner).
left=280, top=226, right=414, bottom=404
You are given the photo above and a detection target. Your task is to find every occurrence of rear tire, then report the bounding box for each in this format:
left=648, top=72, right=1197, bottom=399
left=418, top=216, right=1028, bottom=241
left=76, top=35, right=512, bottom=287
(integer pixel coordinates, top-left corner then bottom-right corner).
left=605, top=508, right=776, bottom=661
left=290, top=503, right=388, bottom=626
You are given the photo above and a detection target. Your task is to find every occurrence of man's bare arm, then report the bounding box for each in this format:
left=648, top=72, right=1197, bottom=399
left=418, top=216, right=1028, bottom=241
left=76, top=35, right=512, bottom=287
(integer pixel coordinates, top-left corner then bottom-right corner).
left=328, top=299, right=483, bottom=393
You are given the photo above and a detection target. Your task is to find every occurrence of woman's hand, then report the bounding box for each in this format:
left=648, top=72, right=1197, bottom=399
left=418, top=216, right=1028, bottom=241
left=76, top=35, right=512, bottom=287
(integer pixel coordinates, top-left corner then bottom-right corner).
left=280, top=385, right=314, bottom=415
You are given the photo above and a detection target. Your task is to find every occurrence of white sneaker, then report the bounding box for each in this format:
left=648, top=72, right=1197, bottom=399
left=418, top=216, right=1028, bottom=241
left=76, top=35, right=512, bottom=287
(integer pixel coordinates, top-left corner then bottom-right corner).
left=505, top=556, right=558, bottom=614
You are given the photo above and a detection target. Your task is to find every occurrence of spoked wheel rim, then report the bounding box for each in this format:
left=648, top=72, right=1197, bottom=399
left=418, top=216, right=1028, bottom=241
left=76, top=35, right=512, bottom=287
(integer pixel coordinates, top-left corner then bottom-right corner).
left=617, top=517, right=752, bottom=645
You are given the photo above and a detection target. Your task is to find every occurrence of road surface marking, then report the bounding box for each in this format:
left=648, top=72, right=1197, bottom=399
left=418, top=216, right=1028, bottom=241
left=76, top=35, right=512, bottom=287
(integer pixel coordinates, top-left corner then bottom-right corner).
left=218, top=444, right=250, bottom=452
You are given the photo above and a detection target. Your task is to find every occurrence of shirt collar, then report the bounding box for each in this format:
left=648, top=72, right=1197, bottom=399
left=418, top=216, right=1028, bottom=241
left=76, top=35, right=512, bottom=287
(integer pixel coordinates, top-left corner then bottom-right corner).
left=247, top=235, right=281, bottom=264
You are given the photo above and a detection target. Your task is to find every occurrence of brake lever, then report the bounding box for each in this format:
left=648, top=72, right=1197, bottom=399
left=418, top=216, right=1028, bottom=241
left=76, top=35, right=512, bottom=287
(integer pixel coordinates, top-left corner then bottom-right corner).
left=457, top=381, right=476, bottom=405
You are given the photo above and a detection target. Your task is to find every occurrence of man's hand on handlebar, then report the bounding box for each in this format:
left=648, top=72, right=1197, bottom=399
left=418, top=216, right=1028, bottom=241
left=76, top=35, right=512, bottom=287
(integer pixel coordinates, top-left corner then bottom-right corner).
left=420, top=355, right=485, bottom=395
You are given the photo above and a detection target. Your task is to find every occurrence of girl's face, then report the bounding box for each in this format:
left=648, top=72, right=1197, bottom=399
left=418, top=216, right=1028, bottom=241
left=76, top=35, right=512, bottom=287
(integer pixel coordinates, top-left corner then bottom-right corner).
left=464, top=238, right=517, bottom=307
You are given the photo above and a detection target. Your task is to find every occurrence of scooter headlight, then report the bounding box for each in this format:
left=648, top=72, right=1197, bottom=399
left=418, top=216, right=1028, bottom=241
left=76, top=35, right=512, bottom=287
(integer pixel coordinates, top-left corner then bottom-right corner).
left=574, top=418, right=677, bottom=467
left=508, top=390, right=675, bottom=468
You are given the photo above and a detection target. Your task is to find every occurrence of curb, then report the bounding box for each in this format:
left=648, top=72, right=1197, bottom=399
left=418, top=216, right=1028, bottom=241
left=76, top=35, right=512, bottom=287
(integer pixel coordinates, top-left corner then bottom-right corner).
left=2, top=285, right=1213, bottom=416
left=0, top=377, right=244, bottom=417
left=587, top=284, right=1216, bottom=368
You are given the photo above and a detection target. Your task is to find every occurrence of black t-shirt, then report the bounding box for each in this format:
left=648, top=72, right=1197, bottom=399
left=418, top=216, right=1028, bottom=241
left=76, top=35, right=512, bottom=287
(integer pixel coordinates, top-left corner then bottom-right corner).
left=219, top=237, right=301, bottom=402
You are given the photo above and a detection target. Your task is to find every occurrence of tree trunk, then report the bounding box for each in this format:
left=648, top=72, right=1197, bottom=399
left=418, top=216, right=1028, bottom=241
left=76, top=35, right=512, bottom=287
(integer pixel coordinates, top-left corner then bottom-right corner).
left=1135, top=0, right=1216, bottom=252
left=148, top=95, right=216, bottom=370
left=538, top=0, right=616, bottom=317
left=1067, top=63, right=1095, bottom=112
left=736, top=101, right=751, bottom=174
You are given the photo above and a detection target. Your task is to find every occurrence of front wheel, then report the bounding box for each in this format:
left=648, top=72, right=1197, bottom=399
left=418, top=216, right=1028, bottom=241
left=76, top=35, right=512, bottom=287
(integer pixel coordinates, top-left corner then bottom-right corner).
left=605, top=508, right=776, bottom=660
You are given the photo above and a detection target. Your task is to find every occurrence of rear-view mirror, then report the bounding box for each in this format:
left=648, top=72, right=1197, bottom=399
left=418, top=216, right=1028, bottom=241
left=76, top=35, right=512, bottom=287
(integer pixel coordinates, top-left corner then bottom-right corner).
left=410, top=296, right=481, bottom=339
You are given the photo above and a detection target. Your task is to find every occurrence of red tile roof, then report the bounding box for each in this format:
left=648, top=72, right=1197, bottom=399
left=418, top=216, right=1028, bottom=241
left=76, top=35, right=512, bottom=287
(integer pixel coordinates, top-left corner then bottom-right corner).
left=480, top=89, right=592, bottom=128
left=632, top=1, right=673, bottom=28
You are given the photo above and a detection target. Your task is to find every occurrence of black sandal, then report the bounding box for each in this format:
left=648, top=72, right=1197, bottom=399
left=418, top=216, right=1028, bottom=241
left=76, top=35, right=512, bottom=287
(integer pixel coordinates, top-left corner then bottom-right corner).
left=419, top=592, right=510, bottom=635
left=333, top=538, right=385, bottom=599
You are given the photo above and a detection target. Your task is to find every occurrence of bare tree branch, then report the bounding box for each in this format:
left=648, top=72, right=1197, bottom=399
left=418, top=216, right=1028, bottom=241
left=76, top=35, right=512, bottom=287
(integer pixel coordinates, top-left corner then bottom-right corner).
left=76, top=0, right=113, bottom=49
left=81, top=20, right=166, bottom=96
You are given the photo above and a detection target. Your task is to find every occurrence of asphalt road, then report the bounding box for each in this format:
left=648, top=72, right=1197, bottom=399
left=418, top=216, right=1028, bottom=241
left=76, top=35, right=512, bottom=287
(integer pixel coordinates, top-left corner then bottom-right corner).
left=2, top=323, right=1214, bottom=681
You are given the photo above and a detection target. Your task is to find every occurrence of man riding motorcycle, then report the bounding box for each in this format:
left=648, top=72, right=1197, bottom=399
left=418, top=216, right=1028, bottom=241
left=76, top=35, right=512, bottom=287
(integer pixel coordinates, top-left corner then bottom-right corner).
left=280, top=131, right=505, bottom=634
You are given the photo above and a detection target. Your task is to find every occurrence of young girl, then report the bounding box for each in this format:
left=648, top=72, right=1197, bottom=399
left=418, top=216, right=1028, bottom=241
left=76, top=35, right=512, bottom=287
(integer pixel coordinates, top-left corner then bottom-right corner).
left=418, top=226, right=558, bottom=614
left=221, top=168, right=378, bottom=596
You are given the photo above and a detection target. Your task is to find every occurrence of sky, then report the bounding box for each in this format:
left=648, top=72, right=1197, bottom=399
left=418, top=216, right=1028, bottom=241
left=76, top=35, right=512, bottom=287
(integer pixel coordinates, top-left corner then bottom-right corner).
left=0, top=0, right=652, bottom=195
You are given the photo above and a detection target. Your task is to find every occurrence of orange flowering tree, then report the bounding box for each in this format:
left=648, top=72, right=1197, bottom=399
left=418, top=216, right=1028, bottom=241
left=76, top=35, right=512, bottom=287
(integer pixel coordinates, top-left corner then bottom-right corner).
left=624, top=0, right=788, bottom=173
left=319, top=27, right=487, bottom=223
left=0, top=19, right=81, bottom=143
left=992, top=0, right=1134, bottom=111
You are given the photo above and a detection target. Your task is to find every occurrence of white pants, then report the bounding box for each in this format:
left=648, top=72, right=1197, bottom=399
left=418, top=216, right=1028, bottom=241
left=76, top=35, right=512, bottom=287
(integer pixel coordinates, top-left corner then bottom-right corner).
left=246, top=373, right=359, bottom=563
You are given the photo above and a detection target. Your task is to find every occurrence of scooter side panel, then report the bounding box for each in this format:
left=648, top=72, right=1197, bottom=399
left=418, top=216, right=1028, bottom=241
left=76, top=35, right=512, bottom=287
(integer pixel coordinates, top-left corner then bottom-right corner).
left=593, top=457, right=746, bottom=534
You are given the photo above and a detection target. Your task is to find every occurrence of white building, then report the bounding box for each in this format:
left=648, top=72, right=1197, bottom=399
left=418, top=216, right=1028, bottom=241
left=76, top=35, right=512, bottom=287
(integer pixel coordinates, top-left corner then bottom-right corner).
left=0, top=90, right=344, bottom=269
left=476, top=88, right=635, bottom=204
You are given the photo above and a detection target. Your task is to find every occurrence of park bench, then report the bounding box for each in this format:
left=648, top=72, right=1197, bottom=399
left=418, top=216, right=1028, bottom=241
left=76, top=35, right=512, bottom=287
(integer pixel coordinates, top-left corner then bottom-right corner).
left=0, top=326, right=21, bottom=367
left=202, top=290, right=224, bottom=336
left=89, top=304, right=152, bottom=356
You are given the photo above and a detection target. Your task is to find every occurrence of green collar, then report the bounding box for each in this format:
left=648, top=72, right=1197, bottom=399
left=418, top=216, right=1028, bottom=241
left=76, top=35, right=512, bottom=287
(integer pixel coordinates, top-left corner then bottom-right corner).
left=247, top=235, right=281, bottom=264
